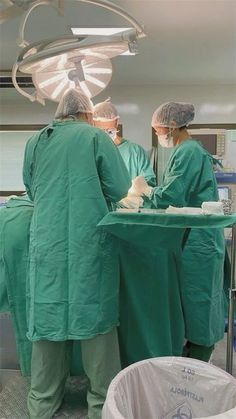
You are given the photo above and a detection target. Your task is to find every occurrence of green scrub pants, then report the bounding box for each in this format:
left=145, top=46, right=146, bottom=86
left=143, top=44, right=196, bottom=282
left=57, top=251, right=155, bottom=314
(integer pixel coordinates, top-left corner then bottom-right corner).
left=27, top=328, right=121, bottom=419
left=182, top=341, right=215, bottom=362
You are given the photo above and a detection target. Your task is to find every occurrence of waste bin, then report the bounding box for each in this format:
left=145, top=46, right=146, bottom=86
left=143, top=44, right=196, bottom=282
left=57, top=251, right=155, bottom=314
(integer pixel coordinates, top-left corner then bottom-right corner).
left=102, top=357, right=236, bottom=419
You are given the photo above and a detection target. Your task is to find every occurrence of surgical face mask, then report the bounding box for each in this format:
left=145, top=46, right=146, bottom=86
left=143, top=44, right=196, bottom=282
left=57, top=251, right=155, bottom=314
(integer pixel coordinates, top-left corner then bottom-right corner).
left=105, top=129, right=117, bottom=142
left=158, top=130, right=174, bottom=148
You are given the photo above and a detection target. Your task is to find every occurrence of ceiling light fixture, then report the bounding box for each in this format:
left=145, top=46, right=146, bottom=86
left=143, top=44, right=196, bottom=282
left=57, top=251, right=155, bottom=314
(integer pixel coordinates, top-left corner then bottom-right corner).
left=12, top=0, right=146, bottom=105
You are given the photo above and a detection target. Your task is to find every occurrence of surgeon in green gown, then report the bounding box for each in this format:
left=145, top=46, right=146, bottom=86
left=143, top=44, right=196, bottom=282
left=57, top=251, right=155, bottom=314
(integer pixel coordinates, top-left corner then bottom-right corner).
left=0, top=195, right=33, bottom=375
left=23, top=88, right=131, bottom=419
left=94, top=100, right=185, bottom=365
left=93, top=99, right=156, bottom=186
left=131, top=102, right=225, bottom=362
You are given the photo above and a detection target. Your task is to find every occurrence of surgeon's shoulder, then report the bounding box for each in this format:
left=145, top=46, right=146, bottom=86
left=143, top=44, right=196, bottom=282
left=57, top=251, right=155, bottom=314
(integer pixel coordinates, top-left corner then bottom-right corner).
left=93, top=127, right=114, bottom=145
left=72, top=124, right=109, bottom=144
left=26, top=130, right=41, bottom=147
left=92, top=126, right=107, bottom=137
left=178, top=139, right=206, bottom=156
left=124, top=139, right=146, bottom=153
left=25, top=123, right=54, bottom=149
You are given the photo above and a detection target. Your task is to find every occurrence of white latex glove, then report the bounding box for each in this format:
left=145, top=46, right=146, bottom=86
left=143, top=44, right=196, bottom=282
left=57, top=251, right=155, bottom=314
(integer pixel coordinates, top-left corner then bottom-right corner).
left=129, top=176, right=153, bottom=198
left=118, top=196, right=144, bottom=209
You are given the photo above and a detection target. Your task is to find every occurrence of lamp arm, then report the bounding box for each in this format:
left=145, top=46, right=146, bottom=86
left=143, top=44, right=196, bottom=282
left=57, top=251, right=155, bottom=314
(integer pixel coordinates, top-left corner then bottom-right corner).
left=12, top=61, right=45, bottom=104
left=17, top=0, right=51, bottom=47
left=74, top=0, right=146, bottom=38
left=17, top=0, right=146, bottom=47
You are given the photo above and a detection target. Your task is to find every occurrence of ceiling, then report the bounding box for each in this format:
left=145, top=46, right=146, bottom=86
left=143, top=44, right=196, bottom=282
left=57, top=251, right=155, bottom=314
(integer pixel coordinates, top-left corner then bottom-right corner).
left=0, top=0, right=236, bottom=87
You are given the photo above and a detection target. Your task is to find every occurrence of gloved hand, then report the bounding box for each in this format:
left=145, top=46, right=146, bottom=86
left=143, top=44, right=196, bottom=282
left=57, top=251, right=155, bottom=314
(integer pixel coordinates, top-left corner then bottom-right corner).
left=129, top=176, right=153, bottom=198
left=118, top=196, right=144, bottom=209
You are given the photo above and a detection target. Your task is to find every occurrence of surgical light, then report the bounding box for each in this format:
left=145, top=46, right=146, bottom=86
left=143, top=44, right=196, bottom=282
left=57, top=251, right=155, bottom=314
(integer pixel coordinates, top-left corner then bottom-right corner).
left=12, top=0, right=146, bottom=105
left=19, top=41, right=117, bottom=100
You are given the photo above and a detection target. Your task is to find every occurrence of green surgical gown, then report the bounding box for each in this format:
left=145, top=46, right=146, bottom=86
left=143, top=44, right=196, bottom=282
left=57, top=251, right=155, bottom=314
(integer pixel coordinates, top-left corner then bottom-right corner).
left=0, top=196, right=33, bottom=375
left=118, top=138, right=156, bottom=186
left=23, top=120, right=131, bottom=342
left=150, top=139, right=225, bottom=346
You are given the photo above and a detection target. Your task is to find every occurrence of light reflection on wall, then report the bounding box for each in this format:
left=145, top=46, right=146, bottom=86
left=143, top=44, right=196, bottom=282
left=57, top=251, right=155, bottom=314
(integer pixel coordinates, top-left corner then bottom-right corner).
left=115, top=103, right=140, bottom=115
left=199, top=104, right=236, bottom=115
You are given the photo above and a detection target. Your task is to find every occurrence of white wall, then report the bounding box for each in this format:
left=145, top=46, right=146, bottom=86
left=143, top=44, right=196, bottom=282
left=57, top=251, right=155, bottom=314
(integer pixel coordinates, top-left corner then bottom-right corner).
left=0, top=131, right=36, bottom=191
left=1, top=84, right=236, bottom=149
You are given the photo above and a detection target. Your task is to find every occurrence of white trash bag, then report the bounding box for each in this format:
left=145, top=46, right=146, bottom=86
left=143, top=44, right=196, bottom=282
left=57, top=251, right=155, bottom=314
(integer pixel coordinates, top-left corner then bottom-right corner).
left=102, top=357, right=236, bottom=419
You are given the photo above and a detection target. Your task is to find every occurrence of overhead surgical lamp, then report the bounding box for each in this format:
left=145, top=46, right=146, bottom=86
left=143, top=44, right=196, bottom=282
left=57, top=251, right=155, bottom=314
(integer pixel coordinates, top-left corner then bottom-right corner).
left=12, top=0, right=146, bottom=104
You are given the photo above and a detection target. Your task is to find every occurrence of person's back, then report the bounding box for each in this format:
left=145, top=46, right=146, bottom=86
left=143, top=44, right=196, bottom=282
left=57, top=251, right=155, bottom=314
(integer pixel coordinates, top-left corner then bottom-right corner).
left=24, top=120, right=130, bottom=340
left=23, top=88, right=131, bottom=419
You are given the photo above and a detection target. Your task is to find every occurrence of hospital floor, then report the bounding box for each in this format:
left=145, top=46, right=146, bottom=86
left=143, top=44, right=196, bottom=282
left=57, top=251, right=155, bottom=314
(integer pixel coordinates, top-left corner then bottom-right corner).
left=0, top=334, right=235, bottom=419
